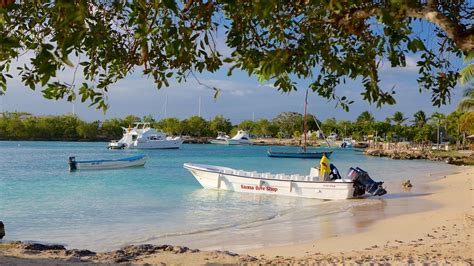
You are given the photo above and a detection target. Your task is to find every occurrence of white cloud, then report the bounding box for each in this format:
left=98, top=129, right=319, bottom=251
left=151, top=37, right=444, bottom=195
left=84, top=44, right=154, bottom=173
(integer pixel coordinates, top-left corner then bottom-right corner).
left=380, top=55, right=419, bottom=73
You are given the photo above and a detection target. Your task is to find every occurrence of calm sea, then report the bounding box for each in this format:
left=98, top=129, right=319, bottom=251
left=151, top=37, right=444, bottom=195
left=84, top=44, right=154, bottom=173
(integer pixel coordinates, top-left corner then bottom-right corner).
left=0, top=141, right=459, bottom=251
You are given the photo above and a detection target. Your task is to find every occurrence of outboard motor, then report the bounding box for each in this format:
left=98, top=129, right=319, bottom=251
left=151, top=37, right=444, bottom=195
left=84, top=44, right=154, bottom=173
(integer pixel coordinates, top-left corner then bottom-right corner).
left=329, top=163, right=342, bottom=180
left=69, top=156, right=77, bottom=171
left=347, top=167, right=387, bottom=197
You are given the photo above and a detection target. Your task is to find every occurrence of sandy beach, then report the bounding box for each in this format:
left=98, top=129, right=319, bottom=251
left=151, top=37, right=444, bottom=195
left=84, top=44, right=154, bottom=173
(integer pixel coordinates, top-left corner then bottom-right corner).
left=0, top=166, right=472, bottom=265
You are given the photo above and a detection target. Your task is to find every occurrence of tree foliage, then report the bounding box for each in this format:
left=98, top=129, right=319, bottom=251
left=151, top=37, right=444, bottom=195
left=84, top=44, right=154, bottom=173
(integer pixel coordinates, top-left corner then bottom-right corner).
left=391, top=111, right=407, bottom=126
left=208, top=115, right=232, bottom=136
left=412, top=110, right=427, bottom=128
left=457, top=87, right=474, bottom=112
left=0, top=1, right=472, bottom=111
left=272, top=112, right=303, bottom=137
left=356, top=111, right=375, bottom=125
left=0, top=109, right=471, bottom=144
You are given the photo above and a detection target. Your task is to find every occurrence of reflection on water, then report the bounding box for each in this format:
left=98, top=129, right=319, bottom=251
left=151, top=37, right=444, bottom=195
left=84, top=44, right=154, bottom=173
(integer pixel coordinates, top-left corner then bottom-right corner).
left=147, top=193, right=438, bottom=252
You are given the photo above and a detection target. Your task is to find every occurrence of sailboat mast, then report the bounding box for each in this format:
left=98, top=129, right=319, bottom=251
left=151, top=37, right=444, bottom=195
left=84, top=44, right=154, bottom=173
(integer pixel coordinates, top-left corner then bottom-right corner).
left=303, top=89, right=308, bottom=152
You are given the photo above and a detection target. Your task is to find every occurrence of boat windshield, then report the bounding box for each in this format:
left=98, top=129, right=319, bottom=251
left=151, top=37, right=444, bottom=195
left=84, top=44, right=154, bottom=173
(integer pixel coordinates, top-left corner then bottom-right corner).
left=133, top=123, right=151, bottom=129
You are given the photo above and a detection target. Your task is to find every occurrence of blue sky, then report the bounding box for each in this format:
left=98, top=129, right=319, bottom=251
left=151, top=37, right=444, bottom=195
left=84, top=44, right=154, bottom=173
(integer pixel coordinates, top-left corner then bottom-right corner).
left=1, top=21, right=467, bottom=124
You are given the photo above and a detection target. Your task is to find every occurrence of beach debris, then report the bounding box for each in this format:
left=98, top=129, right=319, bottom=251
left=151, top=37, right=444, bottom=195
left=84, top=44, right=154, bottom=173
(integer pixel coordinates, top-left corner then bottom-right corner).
left=402, top=180, right=413, bottom=189
left=0, top=221, right=4, bottom=239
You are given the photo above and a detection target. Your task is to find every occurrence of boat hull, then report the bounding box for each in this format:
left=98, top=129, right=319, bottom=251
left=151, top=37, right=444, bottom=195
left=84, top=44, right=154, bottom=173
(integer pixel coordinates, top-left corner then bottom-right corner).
left=267, top=151, right=333, bottom=158
left=128, top=139, right=183, bottom=149
left=210, top=139, right=241, bottom=145
left=184, top=163, right=355, bottom=200
left=71, top=155, right=146, bottom=171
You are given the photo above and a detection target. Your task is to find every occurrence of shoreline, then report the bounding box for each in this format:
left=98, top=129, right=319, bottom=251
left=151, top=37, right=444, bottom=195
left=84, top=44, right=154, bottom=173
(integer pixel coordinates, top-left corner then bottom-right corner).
left=1, top=167, right=472, bottom=264
left=366, top=148, right=474, bottom=166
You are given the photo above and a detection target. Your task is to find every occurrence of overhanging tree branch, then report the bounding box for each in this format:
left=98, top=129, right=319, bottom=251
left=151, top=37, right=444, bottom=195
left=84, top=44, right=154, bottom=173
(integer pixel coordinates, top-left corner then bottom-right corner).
left=336, top=3, right=473, bottom=52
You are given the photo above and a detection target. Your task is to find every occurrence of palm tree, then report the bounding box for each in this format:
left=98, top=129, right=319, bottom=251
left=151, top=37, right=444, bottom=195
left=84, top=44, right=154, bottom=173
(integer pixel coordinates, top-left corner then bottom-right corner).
left=457, top=53, right=473, bottom=112
left=412, top=110, right=427, bottom=128
left=392, top=111, right=407, bottom=126
left=356, top=111, right=375, bottom=136
left=457, top=87, right=474, bottom=112
left=446, top=111, right=463, bottom=147
left=459, top=53, right=473, bottom=86
left=356, top=111, right=375, bottom=125
left=430, top=112, right=446, bottom=149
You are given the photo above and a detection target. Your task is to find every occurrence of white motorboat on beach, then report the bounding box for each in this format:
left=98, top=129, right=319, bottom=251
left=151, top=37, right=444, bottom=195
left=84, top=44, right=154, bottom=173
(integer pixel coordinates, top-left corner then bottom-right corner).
left=183, top=163, right=387, bottom=200
left=69, top=155, right=146, bottom=171
left=108, top=123, right=183, bottom=149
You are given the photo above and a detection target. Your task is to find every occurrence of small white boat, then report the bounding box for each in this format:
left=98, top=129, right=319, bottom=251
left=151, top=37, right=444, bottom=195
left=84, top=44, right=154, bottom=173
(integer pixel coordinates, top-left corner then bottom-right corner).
left=341, top=137, right=353, bottom=148
left=108, top=123, right=183, bottom=149
left=183, top=163, right=386, bottom=200
left=230, top=130, right=252, bottom=145
left=210, top=132, right=240, bottom=145
left=69, top=155, right=146, bottom=171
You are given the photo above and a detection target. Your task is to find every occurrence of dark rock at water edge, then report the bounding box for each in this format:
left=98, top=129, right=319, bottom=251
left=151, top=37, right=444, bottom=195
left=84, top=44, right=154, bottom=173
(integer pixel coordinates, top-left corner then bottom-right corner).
left=21, top=243, right=66, bottom=251
left=365, top=149, right=474, bottom=165
left=109, top=244, right=200, bottom=263
left=0, top=221, right=4, bottom=239
left=65, top=249, right=96, bottom=257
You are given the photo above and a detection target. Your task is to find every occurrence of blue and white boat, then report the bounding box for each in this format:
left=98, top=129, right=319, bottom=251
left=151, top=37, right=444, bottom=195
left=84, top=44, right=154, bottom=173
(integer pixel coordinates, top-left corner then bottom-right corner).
left=69, top=155, right=147, bottom=171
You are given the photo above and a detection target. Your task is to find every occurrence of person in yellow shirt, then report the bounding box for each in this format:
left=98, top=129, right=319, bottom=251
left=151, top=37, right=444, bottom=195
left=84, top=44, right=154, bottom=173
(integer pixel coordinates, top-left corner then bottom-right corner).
left=319, top=152, right=330, bottom=181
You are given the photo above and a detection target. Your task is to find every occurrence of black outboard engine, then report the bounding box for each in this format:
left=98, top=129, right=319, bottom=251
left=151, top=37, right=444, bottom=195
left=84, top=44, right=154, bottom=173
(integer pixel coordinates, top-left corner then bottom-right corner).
left=69, top=156, right=77, bottom=171
left=329, top=163, right=342, bottom=180
left=347, top=167, right=387, bottom=197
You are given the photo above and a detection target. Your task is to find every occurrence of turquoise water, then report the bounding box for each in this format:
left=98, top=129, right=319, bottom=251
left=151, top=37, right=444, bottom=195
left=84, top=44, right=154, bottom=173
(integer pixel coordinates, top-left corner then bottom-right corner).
left=0, top=141, right=458, bottom=251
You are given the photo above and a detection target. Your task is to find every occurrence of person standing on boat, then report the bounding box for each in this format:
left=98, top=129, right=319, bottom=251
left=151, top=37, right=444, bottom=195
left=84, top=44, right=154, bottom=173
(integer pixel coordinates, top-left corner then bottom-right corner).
left=319, top=152, right=331, bottom=181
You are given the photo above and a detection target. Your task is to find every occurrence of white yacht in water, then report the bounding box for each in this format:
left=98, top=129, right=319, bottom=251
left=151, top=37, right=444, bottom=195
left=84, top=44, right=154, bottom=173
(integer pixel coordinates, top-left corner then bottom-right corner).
left=210, top=130, right=252, bottom=145
left=210, top=132, right=240, bottom=145
left=108, top=123, right=183, bottom=149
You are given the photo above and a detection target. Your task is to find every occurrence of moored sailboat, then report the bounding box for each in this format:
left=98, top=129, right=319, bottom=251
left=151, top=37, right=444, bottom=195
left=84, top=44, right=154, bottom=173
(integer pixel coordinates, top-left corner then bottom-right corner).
left=267, top=90, right=332, bottom=158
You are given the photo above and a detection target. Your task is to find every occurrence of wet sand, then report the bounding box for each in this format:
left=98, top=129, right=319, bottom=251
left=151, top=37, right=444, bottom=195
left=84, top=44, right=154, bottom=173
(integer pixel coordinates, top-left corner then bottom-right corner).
left=247, top=166, right=473, bottom=263
left=0, top=167, right=472, bottom=264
